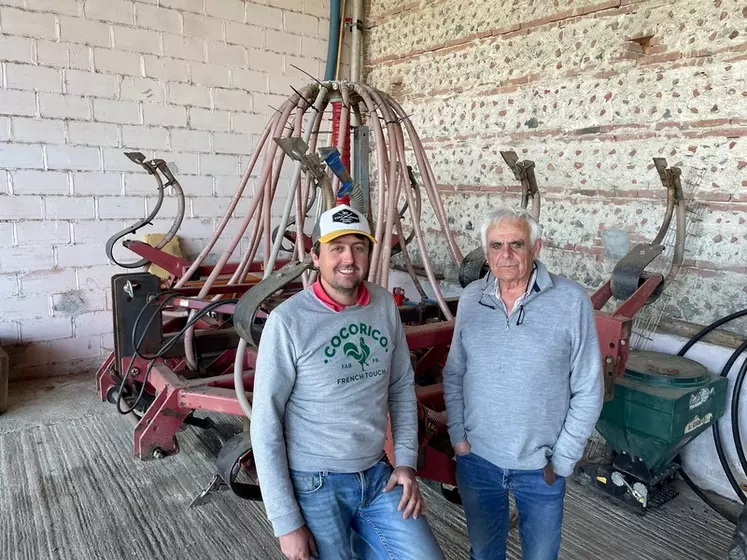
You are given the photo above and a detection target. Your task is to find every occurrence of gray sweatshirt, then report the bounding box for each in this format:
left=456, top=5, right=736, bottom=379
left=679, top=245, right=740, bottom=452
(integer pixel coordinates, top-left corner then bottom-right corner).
left=443, top=260, right=603, bottom=477
left=250, top=282, right=418, bottom=537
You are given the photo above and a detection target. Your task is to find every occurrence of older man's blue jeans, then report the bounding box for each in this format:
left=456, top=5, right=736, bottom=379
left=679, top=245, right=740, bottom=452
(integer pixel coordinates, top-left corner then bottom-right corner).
left=289, top=459, right=444, bottom=560
left=456, top=452, right=565, bottom=560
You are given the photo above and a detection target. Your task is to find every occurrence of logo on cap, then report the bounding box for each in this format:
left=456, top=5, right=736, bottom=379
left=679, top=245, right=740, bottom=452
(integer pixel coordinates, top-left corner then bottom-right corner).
left=332, top=209, right=360, bottom=225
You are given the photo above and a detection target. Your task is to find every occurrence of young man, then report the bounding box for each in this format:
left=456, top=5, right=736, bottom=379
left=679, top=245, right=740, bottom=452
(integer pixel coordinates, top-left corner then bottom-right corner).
left=250, top=205, right=443, bottom=560
left=444, top=206, right=603, bottom=560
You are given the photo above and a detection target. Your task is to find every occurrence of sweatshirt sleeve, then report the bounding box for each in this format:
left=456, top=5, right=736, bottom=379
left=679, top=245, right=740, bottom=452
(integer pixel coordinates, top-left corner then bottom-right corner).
left=443, top=302, right=467, bottom=446
left=249, top=313, right=306, bottom=537
left=387, top=309, right=419, bottom=470
left=551, top=293, right=604, bottom=477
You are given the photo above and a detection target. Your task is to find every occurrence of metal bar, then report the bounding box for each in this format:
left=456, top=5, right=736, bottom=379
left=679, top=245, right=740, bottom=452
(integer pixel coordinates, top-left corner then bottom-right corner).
left=208, top=371, right=254, bottom=397
left=124, top=241, right=292, bottom=281
left=416, top=383, right=445, bottom=411
left=353, top=125, right=370, bottom=215
left=156, top=329, right=242, bottom=360
left=415, top=346, right=448, bottom=376
left=590, top=280, right=613, bottom=311
left=123, top=241, right=195, bottom=279
left=398, top=299, right=459, bottom=324
left=206, top=345, right=258, bottom=374
left=415, top=445, right=457, bottom=486
left=174, top=281, right=303, bottom=297
left=134, top=388, right=188, bottom=460
left=404, top=322, right=455, bottom=350
left=148, top=362, right=187, bottom=393
left=173, top=298, right=237, bottom=315
left=612, top=275, right=664, bottom=319
left=178, top=386, right=250, bottom=416
left=96, top=351, right=116, bottom=400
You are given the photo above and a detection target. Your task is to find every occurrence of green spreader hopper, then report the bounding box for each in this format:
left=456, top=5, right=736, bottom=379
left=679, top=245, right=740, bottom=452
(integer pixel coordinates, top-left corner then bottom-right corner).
left=579, top=350, right=728, bottom=512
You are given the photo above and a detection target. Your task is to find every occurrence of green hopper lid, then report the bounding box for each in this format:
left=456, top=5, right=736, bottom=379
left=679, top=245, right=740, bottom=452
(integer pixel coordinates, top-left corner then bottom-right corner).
left=624, top=350, right=709, bottom=387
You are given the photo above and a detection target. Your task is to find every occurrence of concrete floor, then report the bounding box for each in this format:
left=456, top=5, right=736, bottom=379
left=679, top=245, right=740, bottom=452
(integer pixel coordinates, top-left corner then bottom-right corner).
left=0, top=372, right=738, bottom=560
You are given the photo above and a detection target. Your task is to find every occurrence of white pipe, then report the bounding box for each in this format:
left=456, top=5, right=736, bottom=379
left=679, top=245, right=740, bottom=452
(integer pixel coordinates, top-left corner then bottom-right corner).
left=265, top=88, right=328, bottom=279
left=351, top=0, right=363, bottom=83
left=234, top=338, right=252, bottom=419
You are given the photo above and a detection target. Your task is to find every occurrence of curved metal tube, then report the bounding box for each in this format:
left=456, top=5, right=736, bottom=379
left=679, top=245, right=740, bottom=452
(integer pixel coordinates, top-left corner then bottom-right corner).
left=106, top=155, right=185, bottom=269
left=265, top=86, right=328, bottom=279
left=174, top=117, right=276, bottom=289
left=177, top=80, right=464, bottom=379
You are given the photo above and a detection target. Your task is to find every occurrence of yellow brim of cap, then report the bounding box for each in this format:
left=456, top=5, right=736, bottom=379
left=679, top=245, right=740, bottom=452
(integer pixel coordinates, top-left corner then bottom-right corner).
left=317, top=229, right=377, bottom=244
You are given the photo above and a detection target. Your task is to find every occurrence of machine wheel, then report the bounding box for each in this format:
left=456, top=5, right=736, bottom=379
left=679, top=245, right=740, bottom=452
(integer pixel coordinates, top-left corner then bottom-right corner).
left=458, top=247, right=489, bottom=288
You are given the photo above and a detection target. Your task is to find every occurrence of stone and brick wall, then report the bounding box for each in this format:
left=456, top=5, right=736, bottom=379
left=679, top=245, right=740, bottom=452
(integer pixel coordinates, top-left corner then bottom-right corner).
left=0, top=0, right=330, bottom=379
left=364, top=0, right=747, bottom=336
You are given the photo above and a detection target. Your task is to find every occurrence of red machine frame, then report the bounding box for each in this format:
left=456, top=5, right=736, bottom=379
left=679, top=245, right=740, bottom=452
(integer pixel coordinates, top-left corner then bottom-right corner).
left=96, top=243, right=666, bottom=491
left=98, top=154, right=685, bottom=497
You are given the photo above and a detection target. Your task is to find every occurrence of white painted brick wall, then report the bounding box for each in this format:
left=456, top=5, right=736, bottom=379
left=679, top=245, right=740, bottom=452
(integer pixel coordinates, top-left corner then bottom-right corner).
left=69, top=122, right=120, bottom=147
left=6, top=63, right=63, bottom=92
left=22, top=268, right=77, bottom=294
left=2, top=7, right=57, bottom=39
left=45, top=196, right=96, bottom=219
left=168, top=82, right=212, bottom=107
left=0, top=246, right=56, bottom=273
left=13, top=170, right=70, bottom=195
left=12, top=118, right=66, bottom=144
left=65, top=69, right=118, bottom=98
left=162, top=34, right=204, bottom=62
left=0, top=89, right=37, bottom=116
left=135, top=4, right=181, bottom=34
left=39, top=93, right=91, bottom=119
left=120, top=77, right=165, bottom=102
left=0, top=0, right=331, bottom=380
left=189, top=108, right=230, bottom=131
left=21, top=317, right=74, bottom=342
left=16, top=220, right=72, bottom=244
left=60, top=15, right=112, bottom=47
left=94, top=99, right=141, bottom=124
left=46, top=146, right=101, bottom=171
left=143, top=102, right=187, bottom=127
left=170, top=127, right=210, bottom=152
left=72, top=172, right=122, bottom=196
left=0, top=35, right=35, bottom=63
left=94, top=47, right=142, bottom=76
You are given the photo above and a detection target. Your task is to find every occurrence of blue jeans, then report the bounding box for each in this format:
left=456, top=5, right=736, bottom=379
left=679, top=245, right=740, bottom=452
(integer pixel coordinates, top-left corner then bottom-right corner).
left=456, top=452, right=565, bottom=560
left=290, top=459, right=444, bottom=560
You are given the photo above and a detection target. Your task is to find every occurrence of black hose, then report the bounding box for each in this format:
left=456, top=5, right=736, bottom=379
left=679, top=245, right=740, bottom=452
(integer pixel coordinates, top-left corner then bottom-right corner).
left=676, top=308, right=747, bottom=522
left=116, top=294, right=238, bottom=415
left=680, top=467, right=738, bottom=524
left=731, top=351, right=747, bottom=492
left=677, top=309, right=747, bottom=357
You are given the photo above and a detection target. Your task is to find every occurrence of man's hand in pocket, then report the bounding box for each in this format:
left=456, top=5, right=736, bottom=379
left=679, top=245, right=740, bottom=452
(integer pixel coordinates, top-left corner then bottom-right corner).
left=454, top=440, right=471, bottom=456
left=543, top=463, right=556, bottom=486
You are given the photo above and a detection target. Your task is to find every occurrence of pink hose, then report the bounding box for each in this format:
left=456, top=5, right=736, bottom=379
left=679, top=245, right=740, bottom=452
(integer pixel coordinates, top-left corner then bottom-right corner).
left=177, top=81, right=464, bottom=367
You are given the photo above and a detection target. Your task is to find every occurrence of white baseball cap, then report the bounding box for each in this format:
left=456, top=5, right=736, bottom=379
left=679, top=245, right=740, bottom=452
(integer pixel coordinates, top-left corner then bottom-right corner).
left=314, top=204, right=376, bottom=244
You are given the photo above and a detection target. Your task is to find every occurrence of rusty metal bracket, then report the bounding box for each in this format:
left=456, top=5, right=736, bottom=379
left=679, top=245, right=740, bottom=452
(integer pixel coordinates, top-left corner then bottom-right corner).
left=189, top=431, right=261, bottom=508
left=610, top=158, right=686, bottom=302
left=105, top=153, right=186, bottom=269
left=458, top=151, right=543, bottom=287
left=500, top=150, right=541, bottom=218
left=274, top=137, right=335, bottom=210
left=233, top=255, right=314, bottom=347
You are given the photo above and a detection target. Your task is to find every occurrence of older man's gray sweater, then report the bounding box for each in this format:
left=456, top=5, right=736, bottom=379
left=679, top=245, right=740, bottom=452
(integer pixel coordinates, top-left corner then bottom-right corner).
left=443, top=260, right=603, bottom=477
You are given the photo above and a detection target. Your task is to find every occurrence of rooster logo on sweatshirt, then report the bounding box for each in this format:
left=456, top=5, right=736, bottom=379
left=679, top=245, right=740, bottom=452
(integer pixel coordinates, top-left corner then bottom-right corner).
left=343, top=338, right=371, bottom=371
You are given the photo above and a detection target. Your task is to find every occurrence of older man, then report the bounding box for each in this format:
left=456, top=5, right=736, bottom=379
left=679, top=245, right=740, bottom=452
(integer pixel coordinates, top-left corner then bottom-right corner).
left=443, top=206, right=603, bottom=560
left=251, top=204, right=443, bottom=560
